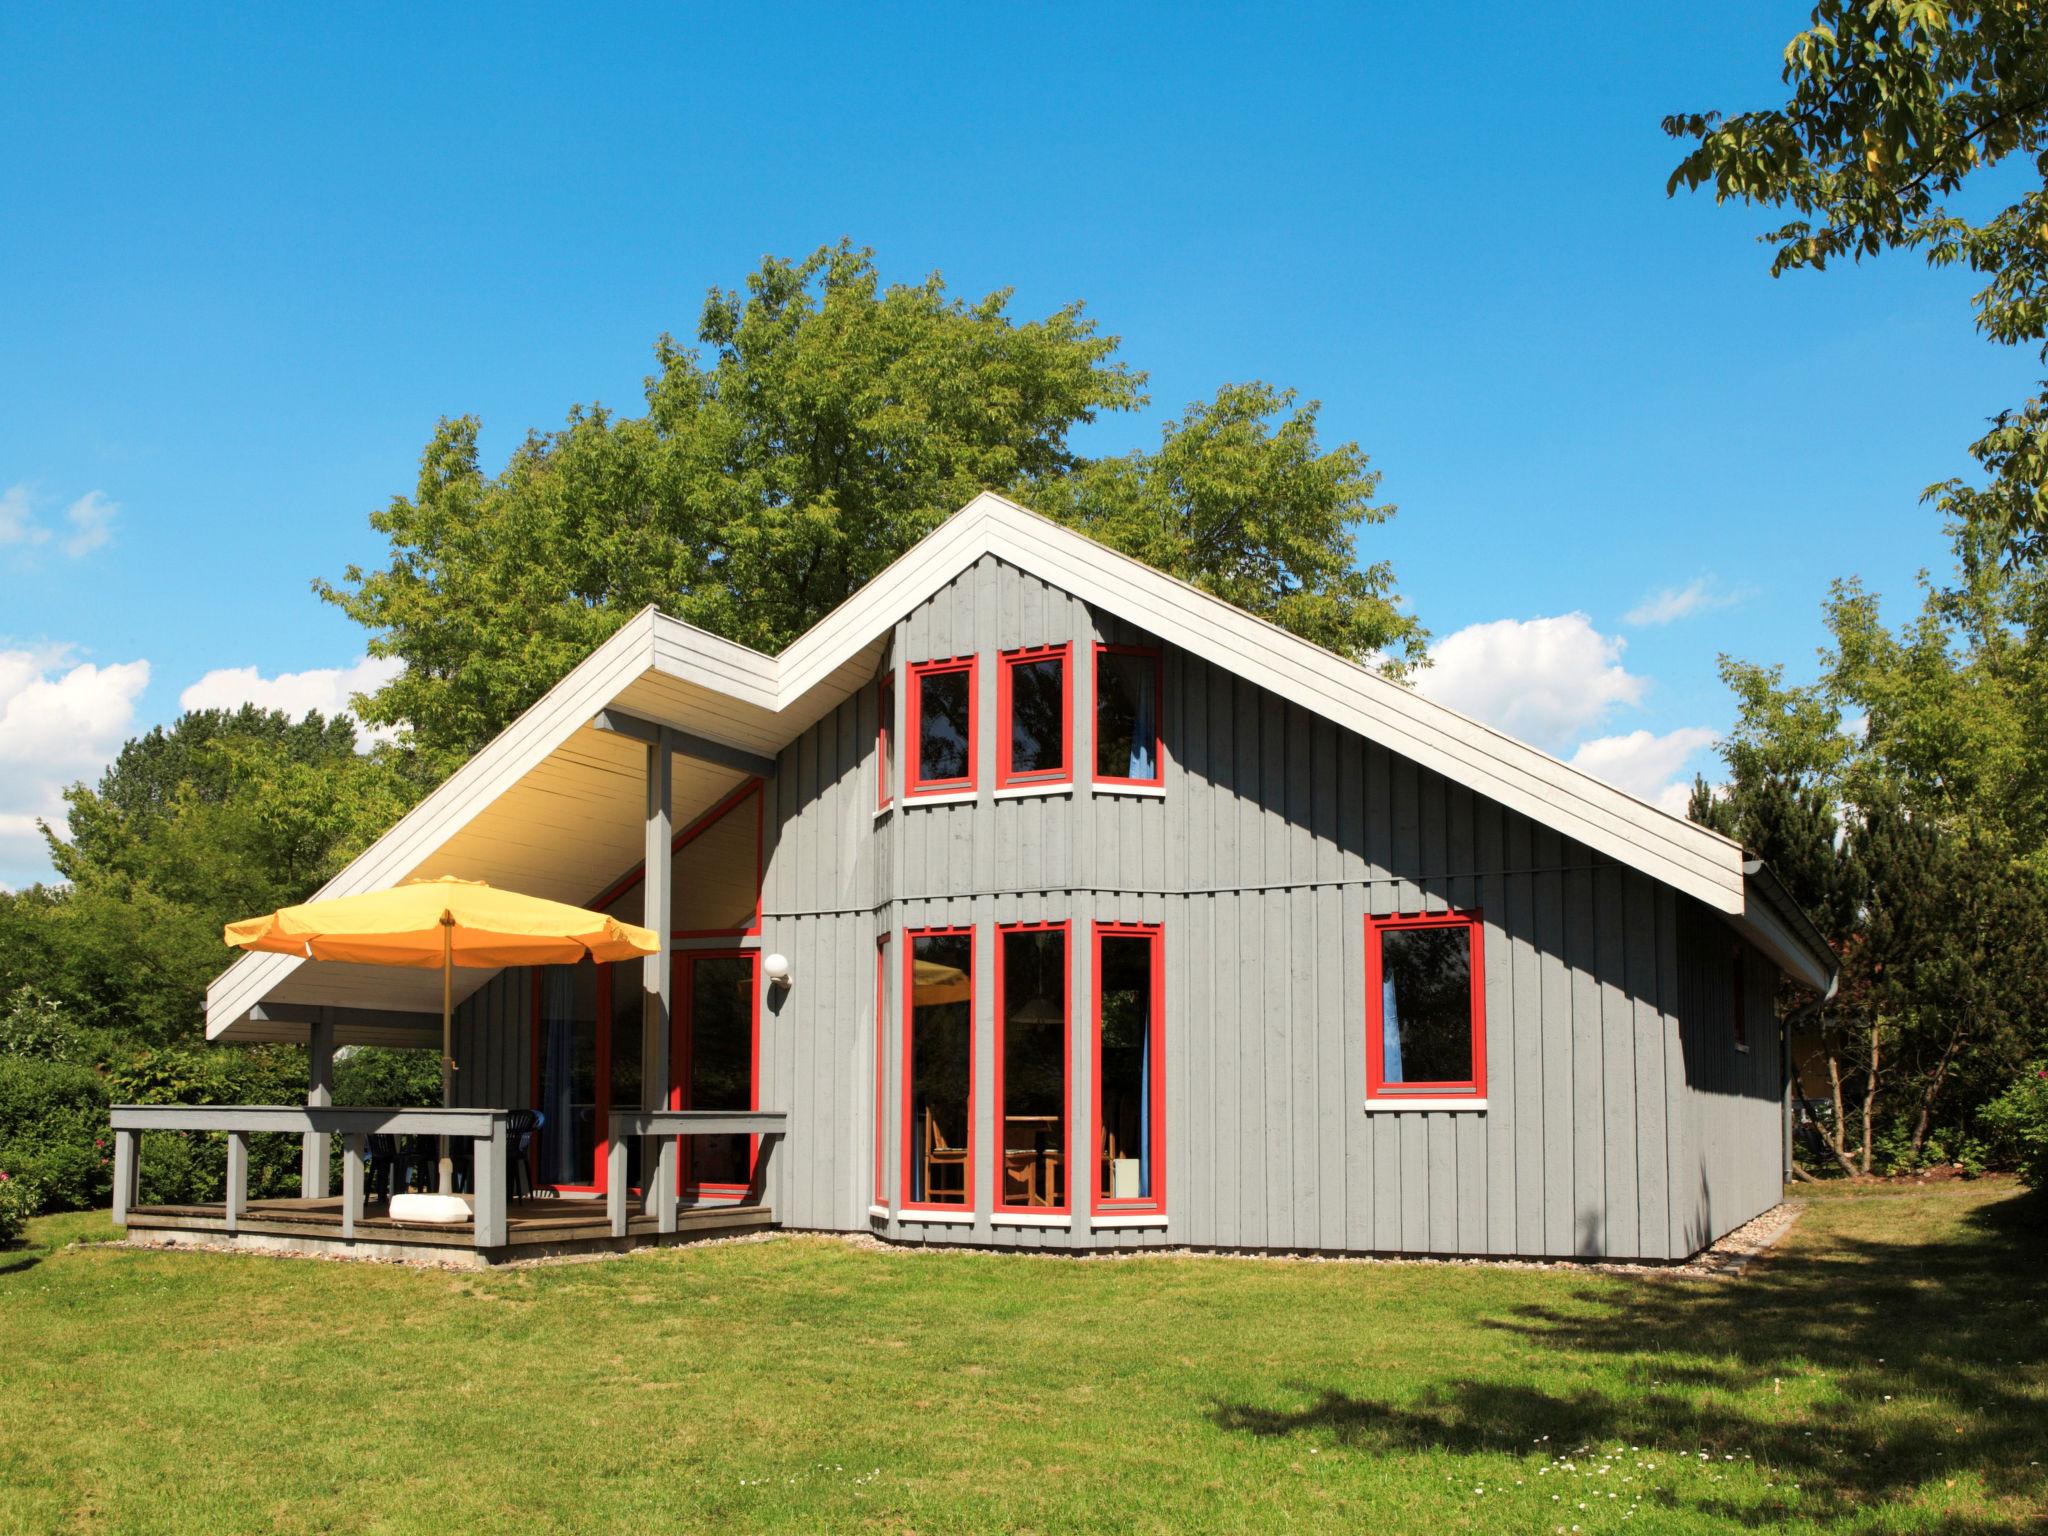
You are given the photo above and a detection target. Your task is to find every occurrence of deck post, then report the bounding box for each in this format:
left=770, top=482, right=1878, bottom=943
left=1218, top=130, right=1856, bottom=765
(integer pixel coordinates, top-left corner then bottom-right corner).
left=607, top=1134, right=628, bottom=1237
left=643, top=730, right=675, bottom=1221
left=301, top=1019, right=335, bottom=1198
left=111, top=1127, right=138, bottom=1227
left=473, top=1120, right=508, bottom=1249
left=654, top=1132, right=678, bottom=1234
left=342, top=1132, right=364, bottom=1239
left=225, top=1131, right=249, bottom=1233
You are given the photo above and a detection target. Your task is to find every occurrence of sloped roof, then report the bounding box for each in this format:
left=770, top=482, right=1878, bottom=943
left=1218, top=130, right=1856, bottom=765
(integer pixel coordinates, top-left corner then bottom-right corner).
left=207, top=492, right=1833, bottom=1041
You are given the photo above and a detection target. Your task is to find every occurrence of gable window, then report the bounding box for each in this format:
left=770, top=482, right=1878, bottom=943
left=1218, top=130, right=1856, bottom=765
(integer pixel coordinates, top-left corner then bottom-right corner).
left=1093, top=922, right=1164, bottom=1215
left=903, top=927, right=974, bottom=1209
left=593, top=779, right=763, bottom=938
left=877, top=672, right=894, bottom=810
left=1094, top=644, right=1163, bottom=788
left=995, top=922, right=1069, bottom=1213
left=997, top=644, right=1070, bottom=789
left=1366, top=911, right=1486, bottom=1103
left=908, top=658, right=976, bottom=796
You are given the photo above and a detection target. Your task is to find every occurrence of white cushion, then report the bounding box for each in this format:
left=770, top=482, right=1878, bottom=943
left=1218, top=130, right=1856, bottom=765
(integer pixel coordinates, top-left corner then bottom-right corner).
left=387, top=1193, right=474, bottom=1224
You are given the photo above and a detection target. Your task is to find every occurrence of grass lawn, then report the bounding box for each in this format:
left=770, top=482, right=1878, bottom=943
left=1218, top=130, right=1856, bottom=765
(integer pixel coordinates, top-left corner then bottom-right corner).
left=2, top=1183, right=2043, bottom=1534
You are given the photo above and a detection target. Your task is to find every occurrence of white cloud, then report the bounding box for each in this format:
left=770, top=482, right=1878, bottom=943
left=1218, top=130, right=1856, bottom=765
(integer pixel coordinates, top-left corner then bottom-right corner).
left=1624, top=577, right=1741, bottom=627
left=1568, top=726, right=1720, bottom=814
left=0, top=485, right=49, bottom=548
left=0, top=644, right=151, bottom=888
left=61, top=490, right=118, bottom=557
left=0, top=483, right=119, bottom=558
left=179, top=653, right=404, bottom=744
left=1416, top=612, right=1647, bottom=753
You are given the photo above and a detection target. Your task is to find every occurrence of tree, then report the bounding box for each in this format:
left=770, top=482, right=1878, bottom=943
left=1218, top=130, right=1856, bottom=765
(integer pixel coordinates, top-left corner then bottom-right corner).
left=1665, top=1, right=2048, bottom=565
left=1024, top=383, right=1424, bottom=666
left=26, top=707, right=421, bottom=1043
left=322, top=242, right=1426, bottom=761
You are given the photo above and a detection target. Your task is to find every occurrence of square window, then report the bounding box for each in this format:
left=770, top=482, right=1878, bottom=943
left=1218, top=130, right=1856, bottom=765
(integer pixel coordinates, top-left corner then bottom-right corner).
left=998, top=645, right=1070, bottom=787
left=1366, top=911, right=1485, bottom=1098
left=909, top=658, right=976, bottom=795
left=1095, top=644, right=1162, bottom=786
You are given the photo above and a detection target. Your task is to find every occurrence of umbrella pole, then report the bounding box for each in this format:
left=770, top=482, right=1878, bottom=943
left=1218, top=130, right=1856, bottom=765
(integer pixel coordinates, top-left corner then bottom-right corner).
left=439, top=920, right=454, bottom=1198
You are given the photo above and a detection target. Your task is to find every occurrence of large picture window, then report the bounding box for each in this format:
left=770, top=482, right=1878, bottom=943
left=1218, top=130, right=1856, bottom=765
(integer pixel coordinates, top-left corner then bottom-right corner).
left=1094, top=644, right=1163, bottom=788
left=995, top=923, right=1068, bottom=1212
left=675, top=950, right=760, bottom=1195
left=534, top=961, right=600, bottom=1190
left=1093, top=922, right=1164, bottom=1215
left=904, top=928, right=975, bottom=1209
left=908, top=658, right=977, bottom=796
left=997, top=645, right=1070, bottom=789
left=1365, top=911, right=1486, bottom=1100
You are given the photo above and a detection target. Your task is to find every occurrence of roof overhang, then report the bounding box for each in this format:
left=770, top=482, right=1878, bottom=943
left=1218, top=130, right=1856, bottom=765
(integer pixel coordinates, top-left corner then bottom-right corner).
left=206, top=491, right=1836, bottom=1043
left=1736, top=859, right=1840, bottom=997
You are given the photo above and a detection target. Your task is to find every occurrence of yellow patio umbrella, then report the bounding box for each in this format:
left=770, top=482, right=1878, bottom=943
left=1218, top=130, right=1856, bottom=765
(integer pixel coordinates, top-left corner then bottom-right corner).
left=226, top=876, right=659, bottom=1195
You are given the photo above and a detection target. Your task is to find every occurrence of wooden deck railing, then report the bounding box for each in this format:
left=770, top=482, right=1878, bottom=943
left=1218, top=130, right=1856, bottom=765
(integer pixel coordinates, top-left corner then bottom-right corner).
left=108, top=1104, right=791, bottom=1251
left=605, top=1110, right=789, bottom=1238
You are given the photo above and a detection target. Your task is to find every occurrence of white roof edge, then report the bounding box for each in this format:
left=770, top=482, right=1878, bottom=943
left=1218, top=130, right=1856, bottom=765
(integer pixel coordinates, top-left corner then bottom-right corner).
left=209, top=490, right=1798, bottom=1038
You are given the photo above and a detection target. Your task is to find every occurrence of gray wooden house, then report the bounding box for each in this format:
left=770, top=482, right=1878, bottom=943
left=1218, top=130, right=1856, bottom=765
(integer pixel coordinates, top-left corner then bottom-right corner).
left=124, top=493, right=1834, bottom=1264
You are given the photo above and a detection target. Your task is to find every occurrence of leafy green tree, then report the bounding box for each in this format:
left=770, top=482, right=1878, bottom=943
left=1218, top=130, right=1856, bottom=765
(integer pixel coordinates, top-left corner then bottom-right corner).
left=1666, top=1, right=2048, bottom=565
left=322, top=242, right=1424, bottom=761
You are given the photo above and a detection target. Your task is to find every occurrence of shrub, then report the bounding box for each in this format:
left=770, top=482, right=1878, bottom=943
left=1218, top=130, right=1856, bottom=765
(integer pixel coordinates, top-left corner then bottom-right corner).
left=0, top=1055, right=112, bottom=1213
left=0, top=1169, right=38, bottom=1245
left=1978, top=1065, right=2048, bottom=1190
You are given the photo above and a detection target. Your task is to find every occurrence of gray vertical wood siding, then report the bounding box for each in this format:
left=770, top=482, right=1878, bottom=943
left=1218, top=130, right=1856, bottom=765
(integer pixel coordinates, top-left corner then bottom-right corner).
left=460, top=553, right=1784, bottom=1261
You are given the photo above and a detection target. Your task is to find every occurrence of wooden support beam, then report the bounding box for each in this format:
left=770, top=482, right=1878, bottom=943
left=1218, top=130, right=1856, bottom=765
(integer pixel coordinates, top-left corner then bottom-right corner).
left=225, top=1132, right=249, bottom=1234
left=593, top=708, right=776, bottom=780
left=342, top=1133, right=364, bottom=1239
left=606, top=1137, right=629, bottom=1238
left=643, top=733, right=674, bottom=1221
left=473, top=1122, right=508, bottom=1249
left=301, top=1019, right=335, bottom=1198
left=111, top=1128, right=138, bottom=1228
left=654, top=1133, right=679, bottom=1234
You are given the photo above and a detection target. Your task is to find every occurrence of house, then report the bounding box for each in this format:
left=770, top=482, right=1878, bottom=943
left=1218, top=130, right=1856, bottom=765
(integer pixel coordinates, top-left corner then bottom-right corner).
left=117, top=492, right=1836, bottom=1264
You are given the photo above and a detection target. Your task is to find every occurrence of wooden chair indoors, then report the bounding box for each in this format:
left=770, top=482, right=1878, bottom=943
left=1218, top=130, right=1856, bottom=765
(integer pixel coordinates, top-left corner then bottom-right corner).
left=922, top=1106, right=969, bottom=1204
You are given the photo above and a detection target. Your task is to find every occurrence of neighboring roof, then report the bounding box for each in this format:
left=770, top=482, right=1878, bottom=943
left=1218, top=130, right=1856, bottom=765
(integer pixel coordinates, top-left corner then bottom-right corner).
left=207, top=491, right=1836, bottom=1041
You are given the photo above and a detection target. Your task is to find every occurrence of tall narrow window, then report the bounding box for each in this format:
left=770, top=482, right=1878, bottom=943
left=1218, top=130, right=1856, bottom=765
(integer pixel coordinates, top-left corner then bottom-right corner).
left=995, top=923, right=1068, bottom=1212
left=873, top=934, right=890, bottom=1205
left=877, top=672, right=894, bottom=810
left=677, top=951, right=759, bottom=1195
left=997, top=645, right=1070, bottom=789
left=606, top=962, right=644, bottom=1191
left=908, top=658, right=977, bottom=796
left=1366, top=911, right=1486, bottom=1100
left=1094, top=644, right=1163, bottom=787
left=535, top=961, right=600, bottom=1189
left=904, top=928, right=974, bottom=1209
left=1093, top=922, right=1164, bottom=1215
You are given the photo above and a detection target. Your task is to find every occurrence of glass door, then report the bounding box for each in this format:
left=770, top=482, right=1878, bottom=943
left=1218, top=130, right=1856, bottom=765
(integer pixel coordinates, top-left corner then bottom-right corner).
left=673, top=951, right=760, bottom=1199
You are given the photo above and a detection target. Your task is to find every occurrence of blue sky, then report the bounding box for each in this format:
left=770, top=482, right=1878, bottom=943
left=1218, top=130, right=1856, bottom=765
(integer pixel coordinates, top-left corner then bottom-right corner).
left=0, top=3, right=2034, bottom=888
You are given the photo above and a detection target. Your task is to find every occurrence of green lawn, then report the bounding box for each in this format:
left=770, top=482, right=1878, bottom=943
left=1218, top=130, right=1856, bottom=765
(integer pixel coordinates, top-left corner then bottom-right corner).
left=2, top=1183, right=2043, bottom=1534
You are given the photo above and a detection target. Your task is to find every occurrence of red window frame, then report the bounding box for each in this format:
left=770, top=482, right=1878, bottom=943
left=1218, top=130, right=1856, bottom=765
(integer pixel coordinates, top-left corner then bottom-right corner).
left=1091, top=920, right=1165, bottom=1218
left=995, top=643, right=1072, bottom=789
left=906, top=657, right=978, bottom=797
left=873, top=933, right=890, bottom=1205
left=1092, top=643, right=1164, bottom=789
left=993, top=920, right=1071, bottom=1215
left=1731, top=942, right=1749, bottom=1053
left=672, top=948, right=762, bottom=1200
left=1364, top=909, right=1487, bottom=1099
left=901, top=924, right=976, bottom=1214
left=589, top=777, right=765, bottom=939
left=877, top=671, right=895, bottom=810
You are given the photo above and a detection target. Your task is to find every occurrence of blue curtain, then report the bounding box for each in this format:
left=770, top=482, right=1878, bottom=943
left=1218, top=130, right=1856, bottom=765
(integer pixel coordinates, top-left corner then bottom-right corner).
left=1127, top=660, right=1157, bottom=781
left=541, top=967, right=575, bottom=1184
left=1381, top=975, right=1404, bottom=1083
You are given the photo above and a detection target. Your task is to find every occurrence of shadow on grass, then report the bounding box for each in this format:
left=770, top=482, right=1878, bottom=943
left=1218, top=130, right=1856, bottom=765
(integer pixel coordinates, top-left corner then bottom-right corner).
left=0, top=1249, right=39, bottom=1277
left=1212, top=1187, right=2048, bottom=1530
